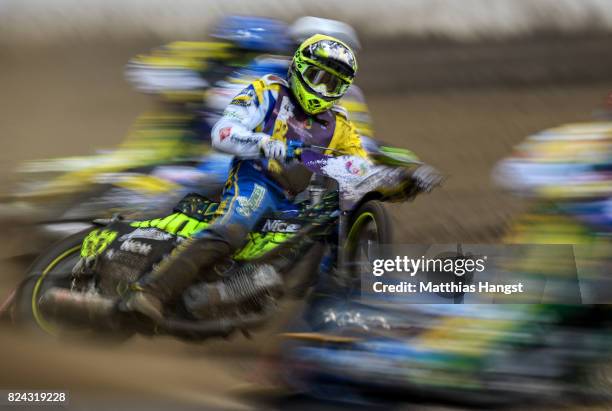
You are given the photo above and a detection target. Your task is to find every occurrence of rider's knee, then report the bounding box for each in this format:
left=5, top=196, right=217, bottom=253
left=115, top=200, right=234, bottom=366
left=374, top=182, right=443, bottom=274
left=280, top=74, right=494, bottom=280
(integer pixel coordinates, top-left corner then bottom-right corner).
left=196, top=223, right=249, bottom=251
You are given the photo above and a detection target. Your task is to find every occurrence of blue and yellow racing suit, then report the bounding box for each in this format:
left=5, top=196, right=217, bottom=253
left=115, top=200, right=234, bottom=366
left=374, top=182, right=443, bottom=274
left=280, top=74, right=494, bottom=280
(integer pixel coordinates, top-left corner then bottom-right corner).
left=200, top=73, right=368, bottom=237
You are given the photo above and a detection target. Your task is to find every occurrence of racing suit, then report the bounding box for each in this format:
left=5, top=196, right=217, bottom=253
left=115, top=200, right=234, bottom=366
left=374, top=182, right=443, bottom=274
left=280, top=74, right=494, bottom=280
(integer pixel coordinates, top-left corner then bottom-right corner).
left=126, top=74, right=368, bottom=319
left=208, top=73, right=367, bottom=229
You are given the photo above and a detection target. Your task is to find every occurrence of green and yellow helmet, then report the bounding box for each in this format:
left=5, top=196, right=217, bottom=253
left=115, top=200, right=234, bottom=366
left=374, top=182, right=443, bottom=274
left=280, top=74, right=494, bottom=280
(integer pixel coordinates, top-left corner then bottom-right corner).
left=288, top=34, right=358, bottom=115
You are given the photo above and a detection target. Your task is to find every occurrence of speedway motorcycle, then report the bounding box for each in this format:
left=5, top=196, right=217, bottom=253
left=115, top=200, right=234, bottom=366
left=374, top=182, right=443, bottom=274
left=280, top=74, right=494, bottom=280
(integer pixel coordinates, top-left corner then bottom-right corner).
left=3, top=140, right=434, bottom=341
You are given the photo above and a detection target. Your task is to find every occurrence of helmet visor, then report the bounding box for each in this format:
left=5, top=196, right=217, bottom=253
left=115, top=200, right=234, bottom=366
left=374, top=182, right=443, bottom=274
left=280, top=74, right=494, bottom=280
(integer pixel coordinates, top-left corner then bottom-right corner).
left=302, top=66, right=349, bottom=98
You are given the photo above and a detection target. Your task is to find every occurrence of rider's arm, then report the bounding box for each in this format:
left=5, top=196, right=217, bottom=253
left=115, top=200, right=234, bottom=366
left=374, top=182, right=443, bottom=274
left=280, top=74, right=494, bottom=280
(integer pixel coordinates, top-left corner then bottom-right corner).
left=211, top=80, right=270, bottom=157
left=327, top=111, right=368, bottom=158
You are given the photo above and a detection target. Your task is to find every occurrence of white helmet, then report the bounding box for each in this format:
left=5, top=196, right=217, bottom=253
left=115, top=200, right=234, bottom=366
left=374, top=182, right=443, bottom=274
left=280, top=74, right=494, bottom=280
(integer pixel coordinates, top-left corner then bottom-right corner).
left=289, top=16, right=361, bottom=52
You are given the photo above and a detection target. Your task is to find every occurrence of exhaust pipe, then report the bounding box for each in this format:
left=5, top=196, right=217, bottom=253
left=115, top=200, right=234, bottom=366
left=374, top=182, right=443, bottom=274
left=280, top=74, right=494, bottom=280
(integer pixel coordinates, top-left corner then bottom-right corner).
left=38, top=288, right=119, bottom=330
left=38, top=287, right=278, bottom=339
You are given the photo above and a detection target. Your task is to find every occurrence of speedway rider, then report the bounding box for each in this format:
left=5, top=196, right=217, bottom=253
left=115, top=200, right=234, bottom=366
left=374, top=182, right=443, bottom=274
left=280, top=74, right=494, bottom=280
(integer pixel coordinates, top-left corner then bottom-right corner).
left=126, top=15, right=291, bottom=100
left=122, top=35, right=441, bottom=321
left=205, top=16, right=374, bottom=139
left=124, top=16, right=374, bottom=193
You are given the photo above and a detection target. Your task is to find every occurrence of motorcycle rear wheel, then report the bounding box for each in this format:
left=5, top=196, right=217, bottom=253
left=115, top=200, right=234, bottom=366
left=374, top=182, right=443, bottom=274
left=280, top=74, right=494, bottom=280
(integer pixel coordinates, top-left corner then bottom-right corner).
left=14, top=229, right=90, bottom=335
left=13, top=229, right=132, bottom=343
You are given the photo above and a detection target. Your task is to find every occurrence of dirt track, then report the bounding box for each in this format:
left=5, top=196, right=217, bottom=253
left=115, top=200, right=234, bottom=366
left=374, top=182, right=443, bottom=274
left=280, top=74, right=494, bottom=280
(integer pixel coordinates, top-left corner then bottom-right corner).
left=1, top=36, right=612, bottom=410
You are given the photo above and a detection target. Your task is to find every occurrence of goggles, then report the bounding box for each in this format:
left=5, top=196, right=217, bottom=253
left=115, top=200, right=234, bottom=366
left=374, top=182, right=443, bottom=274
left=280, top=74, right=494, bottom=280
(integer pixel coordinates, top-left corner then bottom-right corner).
left=301, top=65, right=350, bottom=98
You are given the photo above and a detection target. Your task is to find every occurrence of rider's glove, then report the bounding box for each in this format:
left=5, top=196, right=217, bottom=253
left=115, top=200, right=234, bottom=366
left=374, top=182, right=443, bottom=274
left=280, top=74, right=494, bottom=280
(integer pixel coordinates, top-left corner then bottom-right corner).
left=258, top=134, right=286, bottom=161
left=412, top=164, right=444, bottom=193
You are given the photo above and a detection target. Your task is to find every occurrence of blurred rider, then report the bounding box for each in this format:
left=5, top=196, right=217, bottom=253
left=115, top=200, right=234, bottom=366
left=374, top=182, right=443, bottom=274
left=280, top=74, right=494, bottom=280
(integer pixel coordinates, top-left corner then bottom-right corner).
left=126, top=15, right=291, bottom=103
left=122, top=34, right=438, bottom=322
left=122, top=16, right=293, bottom=190
left=494, top=95, right=612, bottom=239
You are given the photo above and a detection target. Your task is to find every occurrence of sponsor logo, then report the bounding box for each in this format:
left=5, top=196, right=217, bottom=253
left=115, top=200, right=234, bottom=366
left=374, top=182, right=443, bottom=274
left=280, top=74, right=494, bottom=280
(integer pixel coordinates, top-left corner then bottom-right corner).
left=219, top=127, right=231, bottom=141
left=81, top=229, right=118, bottom=258
left=235, top=196, right=251, bottom=217
left=305, top=157, right=328, bottom=168
left=224, top=111, right=247, bottom=121
left=230, top=99, right=251, bottom=107
left=120, top=239, right=152, bottom=256
left=345, top=160, right=368, bottom=176
left=230, top=87, right=255, bottom=107
left=261, top=219, right=301, bottom=233
left=230, top=135, right=260, bottom=145
left=119, top=228, right=173, bottom=242
left=236, top=184, right=266, bottom=217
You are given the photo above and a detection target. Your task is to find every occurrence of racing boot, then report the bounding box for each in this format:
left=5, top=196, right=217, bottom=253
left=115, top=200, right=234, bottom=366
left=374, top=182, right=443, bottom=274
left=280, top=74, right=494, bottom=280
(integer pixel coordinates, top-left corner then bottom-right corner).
left=121, top=235, right=234, bottom=323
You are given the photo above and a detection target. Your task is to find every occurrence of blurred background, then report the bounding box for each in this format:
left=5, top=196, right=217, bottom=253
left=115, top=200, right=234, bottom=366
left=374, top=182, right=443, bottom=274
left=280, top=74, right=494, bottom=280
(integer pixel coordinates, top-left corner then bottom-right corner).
left=1, top=0, right=612, bottom=409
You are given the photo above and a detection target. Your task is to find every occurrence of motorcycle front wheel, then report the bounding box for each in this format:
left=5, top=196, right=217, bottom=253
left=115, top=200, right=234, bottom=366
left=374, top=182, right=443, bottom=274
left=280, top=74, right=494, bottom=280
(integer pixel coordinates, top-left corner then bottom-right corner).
left=343, top=200, right=392, bottom=285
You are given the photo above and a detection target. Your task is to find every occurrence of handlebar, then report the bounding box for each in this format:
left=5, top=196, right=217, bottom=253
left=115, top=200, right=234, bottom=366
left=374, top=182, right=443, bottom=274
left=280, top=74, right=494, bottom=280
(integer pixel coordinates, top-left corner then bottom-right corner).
left=286, top=140, right=351, bottom=160
left=246, top=139, right=355, bottom=161
left=286, top=140, right=305, bottom=160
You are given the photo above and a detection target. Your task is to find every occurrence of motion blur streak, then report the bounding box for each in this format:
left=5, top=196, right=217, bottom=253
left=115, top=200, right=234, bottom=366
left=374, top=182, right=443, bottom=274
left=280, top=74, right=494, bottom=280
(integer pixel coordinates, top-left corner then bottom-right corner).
left=1, top=2, right=612, bottom=410
left=2, top=0, right=612, bottom=42
left=0, top=331, right=253, bottom=410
